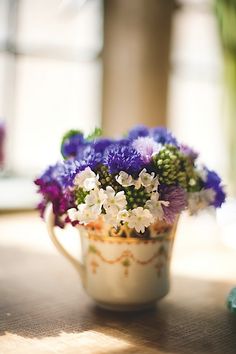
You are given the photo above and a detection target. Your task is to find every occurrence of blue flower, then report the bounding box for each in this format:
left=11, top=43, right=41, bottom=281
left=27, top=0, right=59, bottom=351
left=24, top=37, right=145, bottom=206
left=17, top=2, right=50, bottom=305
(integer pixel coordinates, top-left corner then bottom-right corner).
left=151, top=127, right=178, bottom=146
left=61, top=132, right=86, bottom=158
left=103, top=144, right=145, bottom=175
left=204, top=169, right=226, bottom=208
left=76, top=144, right=103, bottom=170
left=58, top=160, right=83, bottom=187
left=127, top=125, right=150, bottom=140
left=93, top=138, right=113, bottom=153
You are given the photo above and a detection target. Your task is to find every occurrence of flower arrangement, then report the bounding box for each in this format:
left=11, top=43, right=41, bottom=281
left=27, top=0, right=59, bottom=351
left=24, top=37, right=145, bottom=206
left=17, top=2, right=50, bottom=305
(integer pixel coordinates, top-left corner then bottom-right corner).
left=35, top=126, right=226, bottom=236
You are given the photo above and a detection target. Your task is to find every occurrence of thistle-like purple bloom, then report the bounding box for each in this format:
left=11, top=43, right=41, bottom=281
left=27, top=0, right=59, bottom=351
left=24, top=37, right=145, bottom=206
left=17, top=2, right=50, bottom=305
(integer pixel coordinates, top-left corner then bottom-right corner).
left=151, top=127, right=178, bottom=146
left=132, top=136, right=161, bottom=163
left=128, top=125, right=150, bottom=140
left=204, top=169, right=226, bottom=208
left=160, top=186, right=187, bottom=224
left=104, top=144, right=145, bottom=175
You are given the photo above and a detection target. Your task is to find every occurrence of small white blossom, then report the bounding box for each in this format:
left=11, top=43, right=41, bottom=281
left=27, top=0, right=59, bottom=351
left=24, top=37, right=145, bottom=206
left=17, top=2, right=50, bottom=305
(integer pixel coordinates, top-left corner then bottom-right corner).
left=74, top=167, right=100, bottom=191
left=139, top=169, right=155, bottom=187
left=104, top=206, right=120, bottom=227
left=85, top=188, right=107, bottom=212
left=145, top=176, right=160, bottom=193
left=188, top=189, right=216, bottom=214
left=145, top=193, right=169, bottom=220
left=68, top=204, right=101, bottom=224
left=133, top=169, right=160, bottom=191
left=127, top=207, right=154, bottom=233
left=116, top=171, right=134, bottom=187
left=195, top=163, right=208, bottom=182
left=76, top=204, right=101, bottom=224
left=67, top=208, right=79, bottom=222
left=103, top=186, right=127, bottom=212
left=117, top=209, right=130, bottom=223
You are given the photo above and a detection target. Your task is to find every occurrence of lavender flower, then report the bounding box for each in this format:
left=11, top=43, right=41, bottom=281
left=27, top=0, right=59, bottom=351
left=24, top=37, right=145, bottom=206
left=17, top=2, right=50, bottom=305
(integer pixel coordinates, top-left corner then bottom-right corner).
left=160, top=186, right=187, bottom=224
left=204, top=169, right=226, bottom=208
left=104, top=144, right=145, bottom=175
left=180, top=144, right=198, bottom=162
left=128, top=125, right=150, bottom=140
left=151, top=127, right=178, bottom=146
left=132, top=137, right=161, bottom=163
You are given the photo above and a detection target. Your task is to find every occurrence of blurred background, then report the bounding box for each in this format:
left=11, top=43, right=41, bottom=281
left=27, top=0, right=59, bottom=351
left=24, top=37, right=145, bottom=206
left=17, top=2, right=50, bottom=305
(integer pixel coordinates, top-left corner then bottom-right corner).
left=0, top=0, right=235, bottom=211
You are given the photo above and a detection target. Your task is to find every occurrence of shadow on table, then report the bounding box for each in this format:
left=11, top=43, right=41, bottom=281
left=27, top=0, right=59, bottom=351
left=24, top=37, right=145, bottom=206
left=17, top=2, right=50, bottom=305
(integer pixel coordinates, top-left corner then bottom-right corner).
left=0, top=246, right=236, bottom=354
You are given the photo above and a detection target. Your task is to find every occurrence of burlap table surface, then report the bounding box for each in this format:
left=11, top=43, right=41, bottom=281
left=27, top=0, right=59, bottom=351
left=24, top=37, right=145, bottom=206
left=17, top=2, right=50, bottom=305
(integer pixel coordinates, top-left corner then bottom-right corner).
left=0, top=212, right=236, bottom=354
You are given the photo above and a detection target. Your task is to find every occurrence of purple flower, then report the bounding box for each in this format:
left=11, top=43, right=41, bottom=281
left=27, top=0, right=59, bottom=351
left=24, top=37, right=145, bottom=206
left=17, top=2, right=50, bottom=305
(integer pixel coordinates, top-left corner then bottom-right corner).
left=104, top=144, right=145, bottom=175
left=204, top=169, right=226, bottom=208
left=34, top=163, right=75, bottom=226
left=128, top=125, right=150, bottom=140
left=132, top=137, right=161, bottom=163
left=61, top=132, right=86, bottom=158
left=180, top=144, right=198, bottom=162
left=160, top=186, right=187, bottom=224
left=151, top=127, right=178, bottom=146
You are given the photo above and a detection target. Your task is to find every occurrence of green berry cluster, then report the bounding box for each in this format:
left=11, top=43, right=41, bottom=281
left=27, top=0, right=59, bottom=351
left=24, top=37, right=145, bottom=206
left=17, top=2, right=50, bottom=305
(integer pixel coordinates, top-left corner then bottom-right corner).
left=96, top=165, right=122, bottom=192
left=74, top=187, right=88, bottom=205
left=125, top=186, right=150, bottom=210
left=152, top=145, right=201, bottom=192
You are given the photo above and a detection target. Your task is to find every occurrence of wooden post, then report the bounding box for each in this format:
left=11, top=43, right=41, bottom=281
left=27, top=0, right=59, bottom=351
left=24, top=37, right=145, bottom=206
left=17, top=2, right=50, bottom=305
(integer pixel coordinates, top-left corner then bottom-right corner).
left=102, top=0, right=174, bottom=136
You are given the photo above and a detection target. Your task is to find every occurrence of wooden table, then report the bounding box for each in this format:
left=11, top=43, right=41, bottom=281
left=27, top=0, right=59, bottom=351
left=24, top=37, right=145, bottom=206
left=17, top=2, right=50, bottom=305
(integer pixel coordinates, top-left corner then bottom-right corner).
left=0, top=211, right=236, bottom=354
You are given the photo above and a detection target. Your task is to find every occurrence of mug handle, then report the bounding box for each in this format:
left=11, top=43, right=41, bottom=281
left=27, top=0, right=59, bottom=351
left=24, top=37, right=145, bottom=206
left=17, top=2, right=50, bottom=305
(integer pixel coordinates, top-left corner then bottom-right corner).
left=45, top=203, right=86, bottom=285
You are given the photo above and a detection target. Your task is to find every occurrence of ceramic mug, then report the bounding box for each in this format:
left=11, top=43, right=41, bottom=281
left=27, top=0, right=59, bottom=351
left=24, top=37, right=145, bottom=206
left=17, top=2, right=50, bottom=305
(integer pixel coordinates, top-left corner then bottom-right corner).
left=45, top=204, right=178, bottom=311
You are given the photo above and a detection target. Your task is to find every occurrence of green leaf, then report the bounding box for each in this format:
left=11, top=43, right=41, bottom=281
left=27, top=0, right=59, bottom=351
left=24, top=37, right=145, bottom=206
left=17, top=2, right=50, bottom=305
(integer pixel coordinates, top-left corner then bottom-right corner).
left=86, top=127, right=102, bottom=141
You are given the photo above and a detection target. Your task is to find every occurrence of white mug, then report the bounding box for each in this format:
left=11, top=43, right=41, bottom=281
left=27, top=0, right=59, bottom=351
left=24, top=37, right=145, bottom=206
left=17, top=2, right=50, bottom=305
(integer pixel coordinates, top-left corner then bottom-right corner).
left=46, top=204, right=178, bottom=311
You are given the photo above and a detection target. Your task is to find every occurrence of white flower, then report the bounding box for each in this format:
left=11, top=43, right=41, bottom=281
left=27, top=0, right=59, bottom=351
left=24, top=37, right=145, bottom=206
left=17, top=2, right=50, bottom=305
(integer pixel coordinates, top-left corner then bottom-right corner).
left=77, top=204, right=101, bottom=224
left=145, top=193, right=169, bottom=220
left=85, top=188, right=107, bottom=212
left=116, top=171, right=134, bottom=187
left=134, top=169, right=160, bottom=191
left=145, top=176, right=160, bottom=193
left=103, top=186, right=127, bottom=212
left=74, top=167, right=100, bottom=191
left=117, top=209, right=130, bottom=223
left=139, top=169, right=155, bottom=187
left=67, top=208, right=79, bottom=222
left=127, top=207, right=154, bottom=233
left=68, top=204, right=101, bottom=224
left=188, top=189, right=216, bottom=214
left=104, top=206, right=120, bottom=227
